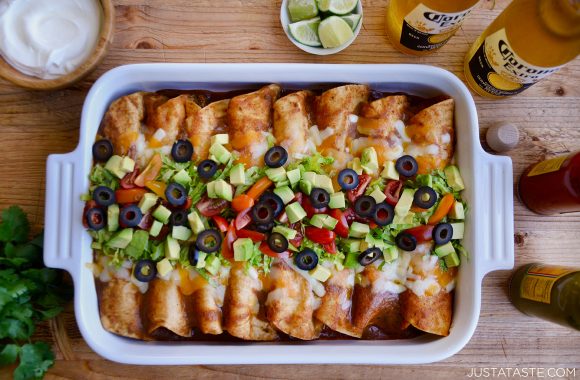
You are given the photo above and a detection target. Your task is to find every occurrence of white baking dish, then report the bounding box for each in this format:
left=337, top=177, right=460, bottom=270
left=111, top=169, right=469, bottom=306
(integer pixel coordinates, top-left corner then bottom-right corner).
left=44, top=63, right=514, bottom=365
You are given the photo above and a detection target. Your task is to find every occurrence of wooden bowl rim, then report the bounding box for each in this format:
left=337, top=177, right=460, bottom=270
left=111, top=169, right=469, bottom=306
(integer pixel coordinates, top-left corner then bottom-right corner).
left=0, top=0, right=115, bottom=91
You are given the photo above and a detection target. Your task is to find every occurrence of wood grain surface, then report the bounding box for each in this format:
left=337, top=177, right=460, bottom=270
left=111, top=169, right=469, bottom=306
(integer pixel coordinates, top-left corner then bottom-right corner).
left=0, top=0, right=579, bottom=379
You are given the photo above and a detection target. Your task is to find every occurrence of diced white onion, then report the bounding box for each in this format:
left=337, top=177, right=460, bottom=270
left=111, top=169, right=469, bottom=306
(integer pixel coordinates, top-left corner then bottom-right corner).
left=152, top=128, right=167, bottom=141
left=395, top=120, right=411, bottom=142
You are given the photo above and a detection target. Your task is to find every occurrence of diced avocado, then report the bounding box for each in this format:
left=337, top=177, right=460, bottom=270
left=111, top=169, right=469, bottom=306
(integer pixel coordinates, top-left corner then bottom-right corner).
left=309, top=214, right=327, bottom=228
left=125, top=230, right=149, bottom=259
left=286, top=202, right=307, bottom=223
left=348, top=157, right=363, bottom=175
left=91, top=241, right=102, bottom=250
left=444, top=251, right=460, bottom=267
left=393, top=212, right=415, bottom=225
left=233, top=238, right=254, bottom=261
left=434, top=242, right=456, bottom=258
left=172, top=169, right=191, bottom=187
left=394, top=188, right=415, bottom=216
left=329, top=192, right=345, bottom=209
left=214, top=179, right=233, bottom=201
left=229, top=163, right=246, bottom=186
left=104, top=155, right=126, bottom=179
left=273, top=186, right=295, bottom=205
left=314, top=174, right=334, bottom=194
left=302, top=171, right=316, bottom=183
left=205, top=255, right=221, bottom=275
left=149, top=220, right=163, bottom=237
left=211, top=133, right=229, bottom=145
left=138, top=193, right=158, bottom=214
left=343, top=239, right=361, bottom=253
left=420, top=174, right=433, bottom=188
left=286, top=168, right=301, bottom=186
left=322, top=215, right=338, bottom=230
left=309, top=265, right=332, bottom=282
left=359, top=239, right=370, bottom=252
left=206, top=180, right=217, bottom=198
left=361, top=147, right=379, bottom=175
left=120, top=156, right=135, bottom=174
left=107, top=228, right=133, bottom=249
left=275, top=180, right=290, bottom=188
left=444, top=165, right=465, bottom=191
left=107, top=204, right=119, bottom=232
left=344, top=252, right=360, bottom=268
left=349, top=222, right=370, bottom=238
left=448, top=200, right=465, bottom=220
left=369, top=187, right=387, bottom=204
left=272, top=225, right=297, bottom=240
left=299, top=180, right=313, bottom=195
left=164, top=236, right=181, bottom=260
left=195, top=251, right=208, bottom=269
left=153, top=204, right=171, bottom=224
left=156, top=258, right=173, bottom=277
left=188, top=211, right=206, bottom=234
left=450, top=222, right=465, bottom=239
left=172, top=226, right=192, bottom=241
left=381, top=161, right=400, bottom=180
left=383, top=245, right=398, bottom=262
left=365, top=234, right=386, bottom=249
left=209, top=143, right=232, bottom=164
left=265, top=167, right=287, bottom=182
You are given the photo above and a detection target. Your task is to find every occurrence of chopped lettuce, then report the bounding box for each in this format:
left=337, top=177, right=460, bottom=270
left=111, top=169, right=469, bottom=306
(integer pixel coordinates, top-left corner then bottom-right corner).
left=89, top=164, right=119, bottom=192
left=288, top=153, right=334, bottom=175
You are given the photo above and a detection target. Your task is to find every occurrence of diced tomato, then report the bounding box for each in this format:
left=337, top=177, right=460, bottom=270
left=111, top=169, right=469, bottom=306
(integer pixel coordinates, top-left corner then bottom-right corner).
left=384, top=180, right=403, bottom=206
left=293, top=192, right=303, bottom=204
left=404, top=225, right=434, bottom=243
left=236, top=229, right=266, bottom=242
left=135, top=153, right=162, bottom=187
left=328, top=209, right=349, bottom=238
left=322, top=240, right=337, bottom=254
left=82, top=200, right=98, bottom=228
left=289, top=228, right=303, bottom=248
left=231, top=194, right=255, bottom=212
left=347, top=174, right=372, bottom=203
left=234, top=207, right=252, bottom=230
left=150, top=224, right=170, bottom=241
left=221, top=224, right=236, bottom=262
left=180, top=196, right=193, bottom=210
left=343, top=207, right=356, bottom=225
left=137, top=212, right=153, bottom=230
left=196, top=195, right=228, bottom=217
left=259, top=241, right=289, bottom=259
left=246, top=177, right=273, bottom=200
left=411, top=206, right=429, bottom=213
left=369, top=221, right=378, bottom=230
left=115, top=188, right=148, bottom=204
left=304, top=226, right=335, bottom=245
left=120, top=168, right=140, bottom=189
left=302, top=195, right=327, bottom=218
left=212, top=215, right=229, bottom=232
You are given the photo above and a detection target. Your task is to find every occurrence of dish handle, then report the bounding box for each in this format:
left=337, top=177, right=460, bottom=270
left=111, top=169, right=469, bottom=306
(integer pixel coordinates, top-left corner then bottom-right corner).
left=44, top=150, right=84, bottom=276
left=477, top=153, right=515, bottom=278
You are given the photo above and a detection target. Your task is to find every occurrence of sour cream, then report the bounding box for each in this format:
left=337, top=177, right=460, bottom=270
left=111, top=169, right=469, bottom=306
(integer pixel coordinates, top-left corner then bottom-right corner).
left=0, top=0, right=101, bottom=79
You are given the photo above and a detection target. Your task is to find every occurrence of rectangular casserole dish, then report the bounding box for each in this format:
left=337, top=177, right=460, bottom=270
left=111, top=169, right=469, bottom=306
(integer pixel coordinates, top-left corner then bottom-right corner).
left=44, top=63, right=514, bottom=365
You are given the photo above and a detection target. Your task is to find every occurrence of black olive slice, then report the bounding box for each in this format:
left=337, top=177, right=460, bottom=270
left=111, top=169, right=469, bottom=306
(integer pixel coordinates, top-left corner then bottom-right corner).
left=86, top=207, right=106, bottom=230
left=93, top=186, right=116, bottom=207
left=358, top=247, right=382, bottom=266
left=119, top=205, right=143, bottom=228
left=413, top=186, right=438, bottom=209
left=264, top=146, right=288, bottom=168
left=395, top=155, right=418, bottom=177
left=171, top=139, right=194, bottom=163
left=133, top=259, right=157, bottom=282
left=92, top=139, right=113, bottom=162
left=433, top=223, right=453, bottom=245
left=197, top=159, right=219, bottom=180
left=196, top=229, right=222, bottom=253
left=395, top=232, right=417, bottom=251
left=337, top=168, right=359, bottom=191
left=309, top=188, right=330, bottom=209
left=165, top=182, right=187, bottom=207
left=294, top=249, right=318, bottom=271
left=354, top=195, right=376, bottom=218
left=373, top=202, right=395, bottom=226
left=267, top=232, right=289, bottom=253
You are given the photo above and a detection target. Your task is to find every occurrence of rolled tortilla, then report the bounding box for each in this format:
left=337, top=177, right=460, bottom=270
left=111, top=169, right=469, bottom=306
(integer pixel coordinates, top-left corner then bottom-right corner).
left=223, top=263, right=278, bottom=341
left=186, top=99, right=230, bottom=161
left=405, top=98, right=455, bottom=174
left=98, top=278, right=145, bottom=340
left=101, top=92, right=147, bottom=156
left=265, top=260, right=322, bottom=340
left=142, top=277, right=192, bottom=338
left=147, top=95, right=201, bottom=146
left=228, top=84, right=281, bottom=167
left=273, top=90, right=314, bottom=160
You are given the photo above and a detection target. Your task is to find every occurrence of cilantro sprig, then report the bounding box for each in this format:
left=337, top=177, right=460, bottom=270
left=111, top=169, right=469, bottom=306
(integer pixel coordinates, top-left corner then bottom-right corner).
left=0, top=206, right=72, bottom=380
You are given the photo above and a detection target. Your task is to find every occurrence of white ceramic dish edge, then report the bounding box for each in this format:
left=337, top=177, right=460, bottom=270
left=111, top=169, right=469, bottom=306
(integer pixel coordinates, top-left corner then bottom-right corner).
left=280, top=0, right=363, bottom=55
left=44, top=63, right=514, bottom=365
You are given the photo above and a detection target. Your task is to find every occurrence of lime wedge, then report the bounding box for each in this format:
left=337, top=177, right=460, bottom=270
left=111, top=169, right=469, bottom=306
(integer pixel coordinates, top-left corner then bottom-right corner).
left=318, top=16, right=353, bottom=48
left=288, top=0, right=319, bottom=22
left=289, top=17, right=322, bottom=47
left=318, top=0, right=358, bottom=15
left=340, top=13, right=361, bottom=31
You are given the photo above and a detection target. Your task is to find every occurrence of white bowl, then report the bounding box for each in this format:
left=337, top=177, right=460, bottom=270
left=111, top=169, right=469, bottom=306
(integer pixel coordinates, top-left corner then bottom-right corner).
left=280, top=0, right=363, bottom=55
left=44, top=63, right=514, bottom=365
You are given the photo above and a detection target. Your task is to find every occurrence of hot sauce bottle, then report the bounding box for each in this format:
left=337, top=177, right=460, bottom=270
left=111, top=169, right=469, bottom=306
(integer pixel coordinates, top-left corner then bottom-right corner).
left=518, top=152, right=580, bottom=215
left=509, top=263, right=580, bottom=331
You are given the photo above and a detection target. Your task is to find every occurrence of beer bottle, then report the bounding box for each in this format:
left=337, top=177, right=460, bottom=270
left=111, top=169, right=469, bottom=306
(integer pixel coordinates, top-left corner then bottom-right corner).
left=385, top=0, right=479, bottom=56
left=509, top=263, right=580, bottom=331
left=464, top=0, right=580, bottom=98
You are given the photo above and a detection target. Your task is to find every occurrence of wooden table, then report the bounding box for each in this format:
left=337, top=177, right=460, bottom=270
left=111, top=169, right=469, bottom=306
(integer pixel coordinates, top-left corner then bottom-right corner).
left=0, top=0, right=578, bottom=378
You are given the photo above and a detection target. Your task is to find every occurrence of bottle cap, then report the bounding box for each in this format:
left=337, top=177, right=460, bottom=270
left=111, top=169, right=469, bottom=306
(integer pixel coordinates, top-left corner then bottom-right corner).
left=486, top=123, right=519, bottom=153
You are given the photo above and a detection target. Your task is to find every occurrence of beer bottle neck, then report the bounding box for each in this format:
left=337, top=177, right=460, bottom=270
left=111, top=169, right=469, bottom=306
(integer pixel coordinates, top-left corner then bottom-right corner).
left=539, top=0, right=580, bottom=38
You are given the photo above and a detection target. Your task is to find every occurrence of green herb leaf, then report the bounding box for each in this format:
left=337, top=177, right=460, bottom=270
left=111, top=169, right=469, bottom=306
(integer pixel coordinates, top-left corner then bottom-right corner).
left=0, top=344, right=19, bottom=366
left=13, top=342, right=54, bottom=380
left=0, top=206, right=29, bottom=244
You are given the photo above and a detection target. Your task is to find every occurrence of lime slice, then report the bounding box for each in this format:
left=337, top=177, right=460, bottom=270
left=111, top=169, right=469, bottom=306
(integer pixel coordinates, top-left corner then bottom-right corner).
left=289, top=17, right=322, bottom=47
left=318, top=0, right=358, bottom=15
left=340, top=13, right=361, bottom=30
left=318, top=16, right=353, bottom=48
left=288, top=0, right=319, bottom=22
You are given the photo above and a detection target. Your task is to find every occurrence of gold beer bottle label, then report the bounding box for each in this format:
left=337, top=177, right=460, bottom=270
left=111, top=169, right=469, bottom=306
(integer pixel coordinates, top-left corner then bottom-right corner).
left=400, top=3, right=476, bottom=51
left=467, top=28, right=564, bottom=96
